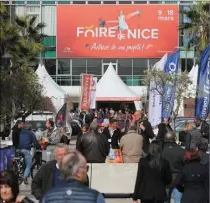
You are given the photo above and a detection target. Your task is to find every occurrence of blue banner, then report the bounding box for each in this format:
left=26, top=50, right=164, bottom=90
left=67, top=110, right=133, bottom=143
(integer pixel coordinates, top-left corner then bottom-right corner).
left=162, top=50, right=180, bottom=118
left=195, top=44, right=210, bottom=120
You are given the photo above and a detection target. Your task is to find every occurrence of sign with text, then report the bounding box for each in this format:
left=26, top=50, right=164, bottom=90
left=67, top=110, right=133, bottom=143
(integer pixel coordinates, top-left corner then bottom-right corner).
left=57, top=5, right=179, bottom=58
left=80, top=74, right=93, bottom=111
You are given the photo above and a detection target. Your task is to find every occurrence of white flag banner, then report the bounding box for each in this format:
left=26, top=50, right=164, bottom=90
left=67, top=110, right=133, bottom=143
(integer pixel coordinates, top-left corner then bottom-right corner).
left=148, top=54, right=167, bottom=127
left=90, top=77, right=97, bottom=109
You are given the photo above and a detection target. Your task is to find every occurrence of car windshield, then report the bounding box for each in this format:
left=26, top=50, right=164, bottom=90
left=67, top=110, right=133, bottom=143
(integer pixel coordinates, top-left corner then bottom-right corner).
left=25, top=120, right=46, bottom=132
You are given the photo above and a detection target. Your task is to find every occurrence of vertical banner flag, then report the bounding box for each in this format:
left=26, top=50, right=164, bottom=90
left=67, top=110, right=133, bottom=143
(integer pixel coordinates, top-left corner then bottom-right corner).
left=162, top=50, right=180, bottom=118
left=195, top=44, right=210, bottom=120
left=148, top=54, right=167, bottom=127
left=90, top=77, right=97, bottom=109
left=80, top=74, right=93, bottom=111
left=55, top=103, right=67, bottom=127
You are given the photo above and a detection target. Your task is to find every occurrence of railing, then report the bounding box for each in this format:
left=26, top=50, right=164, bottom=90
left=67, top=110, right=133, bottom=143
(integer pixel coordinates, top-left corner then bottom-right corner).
left=50, top=75, right=145, bottom=86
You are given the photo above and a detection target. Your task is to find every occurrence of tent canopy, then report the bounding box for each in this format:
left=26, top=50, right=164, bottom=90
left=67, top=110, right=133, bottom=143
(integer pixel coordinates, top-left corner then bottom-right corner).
left=36, top=64, right=67, bottom=112
left=185, top=65, right=198, bottom=98
left=96, top=63, right=141, bottom=101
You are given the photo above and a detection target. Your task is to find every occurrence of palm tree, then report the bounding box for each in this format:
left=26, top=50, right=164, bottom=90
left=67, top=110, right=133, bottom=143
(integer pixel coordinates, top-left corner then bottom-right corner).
left=0, top=2, right=46, bottom=71
left=179, top=2, right=210, bottom=54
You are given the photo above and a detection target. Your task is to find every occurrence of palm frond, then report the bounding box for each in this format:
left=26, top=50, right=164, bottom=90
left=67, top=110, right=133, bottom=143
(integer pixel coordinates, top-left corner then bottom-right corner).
left=29, top=16, right=37, bottom=26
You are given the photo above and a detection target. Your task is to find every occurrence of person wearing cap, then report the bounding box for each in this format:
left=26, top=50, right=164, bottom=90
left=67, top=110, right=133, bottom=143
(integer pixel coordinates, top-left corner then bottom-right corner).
left=162, top=131, right=185, bottom=203
left=76, top=122, right=109, bottom=163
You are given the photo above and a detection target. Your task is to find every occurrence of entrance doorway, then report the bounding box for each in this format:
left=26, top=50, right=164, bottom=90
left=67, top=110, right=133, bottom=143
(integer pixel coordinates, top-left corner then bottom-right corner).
left=102, top=63, right=118, bottom=74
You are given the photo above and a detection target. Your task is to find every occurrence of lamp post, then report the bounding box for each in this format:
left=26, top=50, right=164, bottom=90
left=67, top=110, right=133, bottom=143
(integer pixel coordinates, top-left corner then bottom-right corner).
left=2, top=53, right=13, bottom=68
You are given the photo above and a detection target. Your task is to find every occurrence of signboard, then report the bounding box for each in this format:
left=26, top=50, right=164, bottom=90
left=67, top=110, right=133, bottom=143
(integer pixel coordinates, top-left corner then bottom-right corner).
left=80, top=74, right=92, bottom=111
left=90, top=77, right=97, bottom=109
left=57, top=5, right=179, bottom=58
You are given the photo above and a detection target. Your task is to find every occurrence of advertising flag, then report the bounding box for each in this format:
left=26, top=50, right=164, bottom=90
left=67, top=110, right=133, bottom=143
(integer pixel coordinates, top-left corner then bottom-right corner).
left=57, top=5, right=179, bottom=58
left=90, top=77, right=97, bottom=109
left=55, top=103, right=67, bottom=127
left=162, top=50, right=180, bottom=118
left=80, top=74, right=93, bottom=111
left=148, top=54, right=167, bottom=127
left=195, top=44, right=210, bottom=120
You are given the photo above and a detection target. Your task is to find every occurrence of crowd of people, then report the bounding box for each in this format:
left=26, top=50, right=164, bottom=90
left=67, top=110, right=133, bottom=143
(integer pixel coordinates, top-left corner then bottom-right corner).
left=0, top=108, right=209, bottom=203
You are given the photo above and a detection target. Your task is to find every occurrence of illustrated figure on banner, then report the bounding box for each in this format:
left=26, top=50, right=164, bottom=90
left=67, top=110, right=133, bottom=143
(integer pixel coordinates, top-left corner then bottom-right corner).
left=99, top=10, right=140, bottom=32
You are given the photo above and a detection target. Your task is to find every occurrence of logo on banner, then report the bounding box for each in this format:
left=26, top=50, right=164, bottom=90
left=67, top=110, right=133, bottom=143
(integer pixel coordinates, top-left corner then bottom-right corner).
left=168, top=62, right=177, bottom=73
left=201, top=56, right=210, bottom=119
left=62, top=47, right=72, bottom=53
left=80, top=75, right=93, bottom=111
left=57, top=5, right=179, bottom=58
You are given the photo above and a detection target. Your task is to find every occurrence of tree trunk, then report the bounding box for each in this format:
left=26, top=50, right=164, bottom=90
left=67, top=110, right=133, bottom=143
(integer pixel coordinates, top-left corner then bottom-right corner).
left=171, top=112, right=177, bottom=131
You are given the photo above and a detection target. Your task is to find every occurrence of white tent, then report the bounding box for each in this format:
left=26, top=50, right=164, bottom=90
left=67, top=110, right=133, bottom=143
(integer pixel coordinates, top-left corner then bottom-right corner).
left=96, top=63, right=141, bottom=101
left=36, top=64, right=67, bottom=112
left=187, top=65, right=198, bottom=98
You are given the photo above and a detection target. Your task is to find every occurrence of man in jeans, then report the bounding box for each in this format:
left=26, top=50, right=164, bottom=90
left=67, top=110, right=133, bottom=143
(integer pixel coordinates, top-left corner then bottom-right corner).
left=18, top=123, right=39, bottom=184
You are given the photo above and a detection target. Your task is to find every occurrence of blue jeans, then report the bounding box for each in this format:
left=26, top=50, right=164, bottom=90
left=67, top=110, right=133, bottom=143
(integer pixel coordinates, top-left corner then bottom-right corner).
left=21, top=149, right=32, bottom=177
left=172, top=188, right=182, bottom=203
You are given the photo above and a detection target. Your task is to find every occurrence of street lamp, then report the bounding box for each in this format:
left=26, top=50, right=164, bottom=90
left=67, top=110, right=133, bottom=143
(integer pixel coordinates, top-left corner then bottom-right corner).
left=2, top=53, right=13, bottom=68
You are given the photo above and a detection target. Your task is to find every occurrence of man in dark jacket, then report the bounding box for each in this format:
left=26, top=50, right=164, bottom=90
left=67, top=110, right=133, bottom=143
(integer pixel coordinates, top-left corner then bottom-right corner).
left=162, top=131, right=185, bottom=203
left=133, top=110, right=155, bottom=154
left=102, top=118, right=121, bottom=149
left=198, top=138, right=209, bottom=168
left=77, top=122, right=109, bottom=163
left=157, top=118, right=173, bottom=146
left=31, top=143, right=69, bottom=200
left=185, top=127, right=202, bottom=150
left=41, top=151, right=105, bottom=203
left=194, top=117, right=209, bottom=142
left=12, top=120, right=24, bottom=149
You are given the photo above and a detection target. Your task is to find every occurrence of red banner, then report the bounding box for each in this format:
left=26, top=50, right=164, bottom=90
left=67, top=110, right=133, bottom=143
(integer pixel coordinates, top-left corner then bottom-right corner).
left=80, top=74, right=93, bottom=111
left=57, top=5, right=179, bottom=58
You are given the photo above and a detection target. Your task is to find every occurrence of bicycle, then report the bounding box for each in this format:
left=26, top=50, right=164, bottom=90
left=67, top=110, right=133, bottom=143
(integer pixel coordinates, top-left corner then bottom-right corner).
left=30, top=148, right=46, bottom=179
left=11, top=151, right=25, bottom=185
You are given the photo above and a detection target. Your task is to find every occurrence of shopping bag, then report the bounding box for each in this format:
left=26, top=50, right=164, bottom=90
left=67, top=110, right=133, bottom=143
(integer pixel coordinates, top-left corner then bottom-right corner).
left=108, top=149, right=123, bottom=163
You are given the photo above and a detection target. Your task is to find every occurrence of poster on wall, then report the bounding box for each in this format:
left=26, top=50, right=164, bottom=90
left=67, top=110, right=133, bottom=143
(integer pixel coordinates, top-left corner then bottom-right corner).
left=80, top=74, right=93, bottom=111
left=57, top=5, right=179, bottom=58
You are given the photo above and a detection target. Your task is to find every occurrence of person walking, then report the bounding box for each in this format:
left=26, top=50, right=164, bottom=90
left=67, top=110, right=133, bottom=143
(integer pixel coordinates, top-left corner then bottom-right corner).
left=162, top=131, right=185, bottom=203
left=12, top=120, right=24, bottom=149
left=31, top=143, right=69, bottom=200
left=132, top=111, right=155, bottom=154
left=174, top=148, right=209, bottom=203
left=41, top=151, right=105, bottom=203
left=157, top=118, right=173, bottom=146
left=77, top=122, right=109, bottom=163
left=133, top=140, right=172, bottom=203
left=198, top=138, right=209, bottom=168
left=43, top=120, right=60, bottom=161
left=194, top=117, right=209, bottom=142
left=17, top=123, right=39, bottom=184
left=59, top=127, right=69, bottom=144
left=120, top=123, right=143, bottom=163
left=102, top=118, right=122, bottom=149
